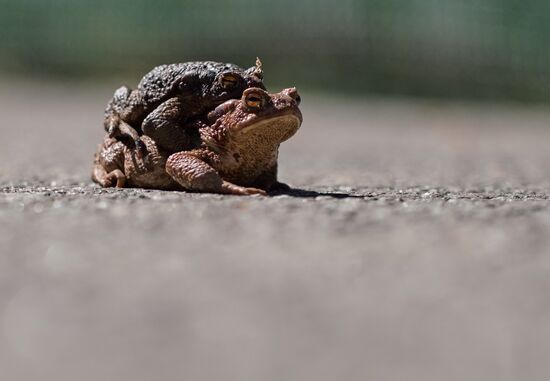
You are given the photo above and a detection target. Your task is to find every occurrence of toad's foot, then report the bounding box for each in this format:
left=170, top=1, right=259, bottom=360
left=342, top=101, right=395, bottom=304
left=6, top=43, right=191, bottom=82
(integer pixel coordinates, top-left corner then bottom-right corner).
left=221, top=181, right=267, bottom=196
left=92, top=164, right=126, bottom=188
left=104, top=170, right=126, bottom=188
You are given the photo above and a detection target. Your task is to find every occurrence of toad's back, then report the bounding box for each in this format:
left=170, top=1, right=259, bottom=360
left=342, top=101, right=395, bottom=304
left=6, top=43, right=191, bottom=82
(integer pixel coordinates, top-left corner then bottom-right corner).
left=137, top=61, right=246, bottom=107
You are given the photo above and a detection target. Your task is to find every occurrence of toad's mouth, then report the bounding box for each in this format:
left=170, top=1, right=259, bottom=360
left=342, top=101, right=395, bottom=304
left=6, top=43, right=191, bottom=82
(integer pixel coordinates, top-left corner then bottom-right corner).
left=237, top=109, right=303, bottom=134
left=233, top=112, right=302, bottom=144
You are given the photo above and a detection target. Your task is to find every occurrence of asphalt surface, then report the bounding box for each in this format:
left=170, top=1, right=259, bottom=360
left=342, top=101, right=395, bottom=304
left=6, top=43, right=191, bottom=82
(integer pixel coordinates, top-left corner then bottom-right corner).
left=2, top=81, right=550, bottom=380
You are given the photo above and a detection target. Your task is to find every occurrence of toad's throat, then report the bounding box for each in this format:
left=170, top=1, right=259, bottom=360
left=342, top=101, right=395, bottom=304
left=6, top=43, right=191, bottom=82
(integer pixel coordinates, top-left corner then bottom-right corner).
left=220, top=114, right=301, bottom=185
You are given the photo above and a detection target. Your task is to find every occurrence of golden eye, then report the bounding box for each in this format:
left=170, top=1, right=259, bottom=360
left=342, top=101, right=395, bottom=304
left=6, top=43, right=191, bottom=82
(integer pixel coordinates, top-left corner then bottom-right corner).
left=221, top=74, right=238, bottom=88
left=245, top=94, right=263, bottom=109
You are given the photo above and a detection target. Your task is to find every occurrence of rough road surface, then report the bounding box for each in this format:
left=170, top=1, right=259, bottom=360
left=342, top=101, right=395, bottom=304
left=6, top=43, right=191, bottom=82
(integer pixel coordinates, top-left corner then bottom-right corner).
left=1, top=81, right=550, bottom=381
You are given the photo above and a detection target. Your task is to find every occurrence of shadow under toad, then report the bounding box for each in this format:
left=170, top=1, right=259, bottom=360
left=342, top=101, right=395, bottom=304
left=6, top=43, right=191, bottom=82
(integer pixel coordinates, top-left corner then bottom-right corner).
left=268, top=187, right=365, bottom=199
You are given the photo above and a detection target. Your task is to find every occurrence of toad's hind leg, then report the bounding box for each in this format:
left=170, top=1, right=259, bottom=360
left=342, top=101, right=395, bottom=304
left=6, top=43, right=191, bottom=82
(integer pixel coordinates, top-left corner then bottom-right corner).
left=166, top=152, right=266, bottom=195
left=104, top=117, right=147, bottom=158
left=141, top=97, right=196, bottom=153
left=104, top=86, right=147, bottom=156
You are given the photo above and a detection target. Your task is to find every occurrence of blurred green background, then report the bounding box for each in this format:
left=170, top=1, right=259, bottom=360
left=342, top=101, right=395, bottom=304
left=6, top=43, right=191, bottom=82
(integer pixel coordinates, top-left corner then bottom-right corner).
left=1, top=0, right=550, bottom=101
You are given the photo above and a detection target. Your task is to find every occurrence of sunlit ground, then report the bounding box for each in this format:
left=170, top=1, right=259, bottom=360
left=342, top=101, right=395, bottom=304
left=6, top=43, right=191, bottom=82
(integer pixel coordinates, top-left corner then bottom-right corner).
left=1, top=79, right=550, bottom=380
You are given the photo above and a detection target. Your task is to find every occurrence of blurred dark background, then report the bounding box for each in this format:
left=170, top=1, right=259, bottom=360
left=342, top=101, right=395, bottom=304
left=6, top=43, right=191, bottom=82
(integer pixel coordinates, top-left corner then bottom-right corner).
left=2, top=0, right=550, bottom=101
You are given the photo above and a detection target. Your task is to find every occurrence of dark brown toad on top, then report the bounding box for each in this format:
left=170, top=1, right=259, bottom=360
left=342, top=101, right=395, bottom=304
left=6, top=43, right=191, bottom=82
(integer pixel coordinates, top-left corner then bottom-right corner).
left=105, top=59, right=265, bottom=154
left=93, top=87, right=302, bottom=195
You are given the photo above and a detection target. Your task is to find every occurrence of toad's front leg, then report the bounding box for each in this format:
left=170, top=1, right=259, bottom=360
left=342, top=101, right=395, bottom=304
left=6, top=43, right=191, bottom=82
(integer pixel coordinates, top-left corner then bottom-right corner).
left=166, top=152, right=266, bottom=195
left=141, top=97, right=197, bottom=153
left=250, top=163, right=292, bottom=192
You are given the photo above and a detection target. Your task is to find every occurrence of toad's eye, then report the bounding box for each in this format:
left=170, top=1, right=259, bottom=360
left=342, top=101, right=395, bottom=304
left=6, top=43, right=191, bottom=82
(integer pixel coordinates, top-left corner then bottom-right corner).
left=245, top=94, right=263, bottom=109
left=221, top=73, right=238, bottom=88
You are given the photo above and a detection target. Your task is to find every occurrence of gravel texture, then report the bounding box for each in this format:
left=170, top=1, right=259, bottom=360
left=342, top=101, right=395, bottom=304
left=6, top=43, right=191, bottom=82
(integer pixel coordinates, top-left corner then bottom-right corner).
left=2, top=81, right=550, bottom=380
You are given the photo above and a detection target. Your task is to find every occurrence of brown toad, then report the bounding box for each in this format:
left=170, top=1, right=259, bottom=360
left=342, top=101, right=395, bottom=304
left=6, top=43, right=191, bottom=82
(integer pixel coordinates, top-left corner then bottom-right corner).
left=105, top=59, right=265, bottom=154
left=92, top=87, right=302, bottom=195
